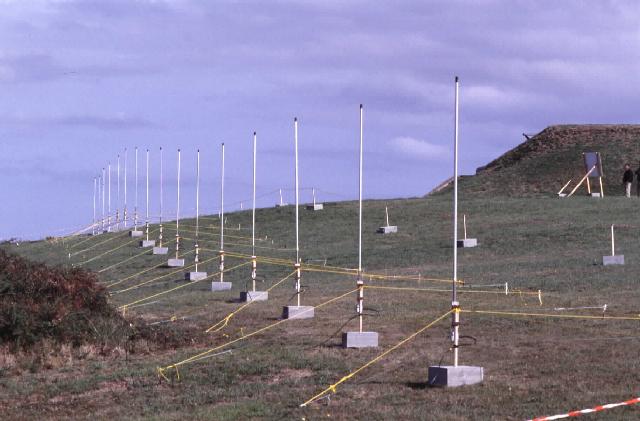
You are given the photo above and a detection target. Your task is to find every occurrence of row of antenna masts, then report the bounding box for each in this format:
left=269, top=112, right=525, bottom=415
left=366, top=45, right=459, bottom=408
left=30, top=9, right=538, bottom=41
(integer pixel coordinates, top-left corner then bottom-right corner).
left=89, top=150, right=329, bottom=236
left=87, top=76, right=468, bottom=369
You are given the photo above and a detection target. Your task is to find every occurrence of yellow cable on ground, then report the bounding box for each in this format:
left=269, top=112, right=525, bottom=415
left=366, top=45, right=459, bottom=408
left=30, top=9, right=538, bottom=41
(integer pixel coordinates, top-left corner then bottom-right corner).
left=104, top=249, right=195, bottom=289
left=66, top=232, right=103, bottom=250
left=112, top=254, right=218, bottom=294
left=205, top=270, right=297, bottom=333
left=158, top=288, right=358, bottom=379
left=70, top=230, right=130, bottom=256
left=300, top=309, right=453, bottom=407
left=75, top=236, right=145, bottom=266
left=98, top=247, right=152, bottom=273
left=462, top=309, right=640, bottom=321
left=118, top=261, right=250, bottom=311
left=365, top=285, right=540, bottom=296
left=218, top=250, right=459, bottom=284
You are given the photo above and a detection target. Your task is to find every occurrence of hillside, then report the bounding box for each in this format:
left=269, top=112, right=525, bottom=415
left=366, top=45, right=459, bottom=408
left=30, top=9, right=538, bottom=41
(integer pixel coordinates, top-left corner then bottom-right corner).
left=2, top=194, right=640, bottom=419
left=455, top=125, right=640, bottom=196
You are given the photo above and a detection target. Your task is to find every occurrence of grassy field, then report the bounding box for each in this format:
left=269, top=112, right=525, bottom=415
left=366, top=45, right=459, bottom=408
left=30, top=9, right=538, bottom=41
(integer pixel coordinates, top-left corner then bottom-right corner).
left=2, top=192, right=640, bottom=420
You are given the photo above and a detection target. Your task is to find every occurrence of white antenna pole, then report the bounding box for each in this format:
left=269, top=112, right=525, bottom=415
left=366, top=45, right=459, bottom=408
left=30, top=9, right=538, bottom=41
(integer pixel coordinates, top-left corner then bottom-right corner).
left=358, top=104, right=364, bottom=333
left=101, top=168, right=105, bottom=232
left=463, top=214, right=467, bottom=240
left=93, top=177, right=97, bottom=235
left=385, top=206, right=389, bottom=227
left=159, top=147, right=164, bottom=246
left=219, top=143, right=225, bottom=283
left=313, top=188, right=316, bottom=206
left=108, top=162, right=111, bottom=232
left=145, top=149, right=150, bottom=241
left=452, top=76, right=460, bottom=367
left=195, top=149, right=200, bottom=271
left=98, top=174, right=103, bottom=232
left=134, top=147, right=138, bottom=231
left=116, top=154, right=120, bottom=230
left=124, top=148, right=128, bottom=227
left=175, top=149, right=181, bottom=259
left=252, top=132, right=257, bottom=291
left=279, top=188, right=283, bottom=206
left=611, top=224, right=615, bottom=256
left=294, top=118, right=301, bottom=306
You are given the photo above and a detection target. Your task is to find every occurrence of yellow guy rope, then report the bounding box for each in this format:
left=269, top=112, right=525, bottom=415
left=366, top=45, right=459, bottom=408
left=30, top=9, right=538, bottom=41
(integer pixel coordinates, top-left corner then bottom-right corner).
left=117, top=261, right=250, bottom=311
left=366, top=285, right=541, bottom=297
left=69, top=230, right=130, bottom=256
left=219, top=250, right=458, bottom=285
left=75, top=237, right=144, bottom=266
left=110, top=251, right=208, bottom=294
left=300, top=309, right=453, bottom=407
left=205, top=269, right=297, bottom=333
left=462, top=309, right=640, bottom=321
left=98, top=247, right=152, bottom=273
left=158, top=288, right=358, bottom=380
left=104, top=249, right=195, bottom=289
left=74, top=229, right=158, bottom=266
left=66, top=232, right=106, bottom=250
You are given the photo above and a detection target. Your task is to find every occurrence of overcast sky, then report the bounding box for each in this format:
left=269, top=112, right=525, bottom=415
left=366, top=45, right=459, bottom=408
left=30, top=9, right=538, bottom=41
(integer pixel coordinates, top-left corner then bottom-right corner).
left=1, top=0, right=639, bottom=239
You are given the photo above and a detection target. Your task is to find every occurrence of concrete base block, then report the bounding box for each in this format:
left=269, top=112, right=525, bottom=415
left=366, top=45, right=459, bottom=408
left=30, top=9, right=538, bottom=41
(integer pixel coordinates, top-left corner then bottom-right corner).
left=275, top=203, right=288, bottom=208
left=185, top=272, right=207, bottom=281
left=153, top=246, right=168, bottom=255
left=306, top=204, right=323, bottom=211
left=240, top=291, right=269, bottom=302
left=428, top=365, right=484, bottom=387
left=457, top=238, right=478, bottom=248
left=129, top=230, right=143, bottom=237
left=211, top=282, right=232, bottom=291
left=377, top=225, right=398, bottom=234
left=342, top=331, right=379, bottom=348
left=282, top=305, right=314, bottom=319
left=558, top=193, right=567, bottom=198
left=590, top=192, right=602, bottom=198
left=603, top=255, right=624, bottom=265
left=140, top=240, right=156, bottom=247
left=167, top=258, right=185, bottom=267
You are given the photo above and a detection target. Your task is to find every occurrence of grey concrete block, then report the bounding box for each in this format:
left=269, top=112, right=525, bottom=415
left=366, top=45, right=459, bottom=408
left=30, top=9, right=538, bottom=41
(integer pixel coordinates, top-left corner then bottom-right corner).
left=558, top=193, right=567, bottom=198
left=140, top=240, right=156, bottom=247
left=167, top=258, right=185, bottom=267
left=428, top=365, right=484, bottom=387
left=590, top=192, right=602, bottom=198
left=457, top=238, right=478, bottom=248
left=282, top=305, right=314, bottom=319
left=152, top=246, right=168, bottom=255
left=603, top=255, right=624, bottom=265
left=306, top=204, right=323, bottom=211
left=240, top=291, right=268, bottom=302
left=185, top=272, right=207, bottom=281
left=129, top=230, right=143, bottom=237
left=342, top=331, right=379, bottom=348
left=211, top=282, right=232, bottom=291
left=377, top=226, right=398, bottom=234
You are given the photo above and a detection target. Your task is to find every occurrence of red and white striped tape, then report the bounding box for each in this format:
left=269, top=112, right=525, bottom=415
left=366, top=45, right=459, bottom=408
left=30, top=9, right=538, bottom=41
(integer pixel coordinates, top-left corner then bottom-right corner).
left=529, top=396, right=640, bottom=420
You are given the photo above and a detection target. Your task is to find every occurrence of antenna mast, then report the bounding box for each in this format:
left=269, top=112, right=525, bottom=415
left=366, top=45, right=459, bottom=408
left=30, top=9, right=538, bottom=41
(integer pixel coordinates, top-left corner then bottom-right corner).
left=219, top=143, right=226, bottom=283
left=452, top=76, right=460, bottom=367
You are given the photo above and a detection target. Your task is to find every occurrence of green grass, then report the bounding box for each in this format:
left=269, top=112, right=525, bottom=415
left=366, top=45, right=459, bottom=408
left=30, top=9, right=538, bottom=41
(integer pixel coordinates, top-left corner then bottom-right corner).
left=2, top=193, right=640, bottom=420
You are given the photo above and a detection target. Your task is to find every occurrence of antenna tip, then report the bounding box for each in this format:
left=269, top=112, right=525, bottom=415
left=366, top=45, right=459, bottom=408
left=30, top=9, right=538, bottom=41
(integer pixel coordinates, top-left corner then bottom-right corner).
left=197, top=148, right=200, bottom=153
left=294, top=117, right=297, bottom=122
left=253, top=131, right=256, bottom=136
left=360, top=103, right=363, bottom=108
left=178, top=148, right=181, bottom=152
left=455, top=76, right=459, bottom=82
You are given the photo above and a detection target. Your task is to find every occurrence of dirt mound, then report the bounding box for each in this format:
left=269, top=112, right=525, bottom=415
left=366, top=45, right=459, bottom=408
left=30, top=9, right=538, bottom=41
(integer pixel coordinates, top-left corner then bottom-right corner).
left=448, top=125, right=640, bottom=196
